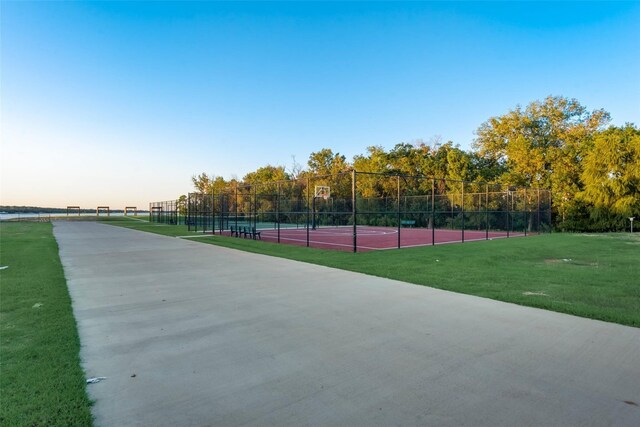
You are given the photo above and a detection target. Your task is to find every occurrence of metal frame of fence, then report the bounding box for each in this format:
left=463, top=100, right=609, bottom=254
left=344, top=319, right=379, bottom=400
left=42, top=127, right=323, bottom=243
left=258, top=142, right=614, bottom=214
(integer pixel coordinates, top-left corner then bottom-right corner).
left=178, top=171, right=551, bottom=252
left=149, top=200, right=181, bottom=225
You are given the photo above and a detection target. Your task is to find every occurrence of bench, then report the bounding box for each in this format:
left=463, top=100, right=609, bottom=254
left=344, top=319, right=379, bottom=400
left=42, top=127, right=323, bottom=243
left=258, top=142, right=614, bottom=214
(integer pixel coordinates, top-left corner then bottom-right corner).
left=400, top=220, right=416, bottom=227
left=229, top=226, right=261, bottom=239
left=243, top=226, right=261, bottom=240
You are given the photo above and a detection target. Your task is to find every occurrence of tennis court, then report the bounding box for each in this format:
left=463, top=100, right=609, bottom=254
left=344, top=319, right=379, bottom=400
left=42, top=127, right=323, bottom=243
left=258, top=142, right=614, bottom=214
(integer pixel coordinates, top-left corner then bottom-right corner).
left=222, top=224, right=526, bottom=252
left=154, top=170, right=550, bottom=251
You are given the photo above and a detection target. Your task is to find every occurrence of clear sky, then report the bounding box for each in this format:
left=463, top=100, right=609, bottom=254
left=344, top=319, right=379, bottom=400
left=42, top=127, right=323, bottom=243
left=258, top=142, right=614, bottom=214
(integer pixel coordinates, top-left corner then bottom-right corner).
left=1, top=1, right=639, bottom=209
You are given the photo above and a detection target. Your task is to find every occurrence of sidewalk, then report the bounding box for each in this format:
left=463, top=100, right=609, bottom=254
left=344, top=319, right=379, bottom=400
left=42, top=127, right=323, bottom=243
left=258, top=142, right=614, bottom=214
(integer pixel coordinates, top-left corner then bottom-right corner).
left=54, top=221, right=640, bottom=426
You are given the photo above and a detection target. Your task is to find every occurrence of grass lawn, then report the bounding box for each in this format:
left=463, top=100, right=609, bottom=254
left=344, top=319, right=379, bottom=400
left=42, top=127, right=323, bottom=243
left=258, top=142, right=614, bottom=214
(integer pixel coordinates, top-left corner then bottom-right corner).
left=104, top=217, right=640, bottom=327
left=0, top=222, right=93, bottom=426
left=96, top=216, right=201, bottom=237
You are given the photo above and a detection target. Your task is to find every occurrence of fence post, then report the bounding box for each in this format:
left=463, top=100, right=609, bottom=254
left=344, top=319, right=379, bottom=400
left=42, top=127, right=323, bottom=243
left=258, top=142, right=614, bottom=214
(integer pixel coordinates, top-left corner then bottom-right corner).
left=235, top=184, right=238, bottom=233
left=506, top=188, right=511, bottom=238
left=432, top=179, right=436, bottom=246
left=397, top=175, right=401, bottom=249
left=485, top=183, right=489, bottom=240
left=195, top=194, right=199, bottom=232
left=190, top=197, right=193, bottom=231
left=537, top=187, right=541, bottom=234
left=253, top=184, right=257, bottom=231
left=461, top=181, right=465, bottom=243
left=553, top=191, right=556, bottom=232
left=202, top=193, right=207, bottom=234
left=212, top=187, right=215, bottom=235
left=219, top=194, right=223, bottom=232
left=352, top=170, right=357, bottom=253
left=306, top=177, right=310, bottom=248
left=524, top=187, right=528, bottom=237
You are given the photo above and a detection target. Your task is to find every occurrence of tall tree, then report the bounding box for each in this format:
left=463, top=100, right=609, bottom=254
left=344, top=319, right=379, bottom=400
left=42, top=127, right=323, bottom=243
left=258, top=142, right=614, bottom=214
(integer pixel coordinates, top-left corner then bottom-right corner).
left=352, top=146, right=393, bottom=198
left=307, top=149, right=352, bottom=198
left=191, top=173, right=228, bottom=194
left=580, top=124, right=640, bottom=216
left=242, top=165, right=289, bottom=184
left=307, top=148, right=350, bottom=176
left=177, top=194, right=187, bottom=216
left=191, top=172, right=214, bottom=193
left=473, top=96, right=610, bottom=222
left=446, top=147, right=475, bottom=182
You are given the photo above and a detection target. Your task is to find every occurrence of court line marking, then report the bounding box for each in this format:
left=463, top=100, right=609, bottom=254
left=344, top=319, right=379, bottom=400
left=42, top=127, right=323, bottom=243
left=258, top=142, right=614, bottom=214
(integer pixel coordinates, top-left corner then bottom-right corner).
left=125, top=217, right=148, bottom=222
left=264, top=234, right=527, bottom=251
left=178, top=228, right=529, bottom=248
left=260, top=235, right=381, bottom=250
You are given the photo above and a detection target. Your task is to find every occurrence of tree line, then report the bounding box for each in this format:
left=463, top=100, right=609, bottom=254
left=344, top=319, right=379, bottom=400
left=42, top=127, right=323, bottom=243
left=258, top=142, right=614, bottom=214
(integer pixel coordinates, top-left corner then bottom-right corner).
left=186, top=96, right=639, bottom=232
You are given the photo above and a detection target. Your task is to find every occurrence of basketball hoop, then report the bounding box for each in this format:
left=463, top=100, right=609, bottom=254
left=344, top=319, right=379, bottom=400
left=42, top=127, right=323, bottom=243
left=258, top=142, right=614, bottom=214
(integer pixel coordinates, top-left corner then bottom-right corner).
left=314, top=185, right=331, bottom=200
left=312, top=186, right=331, bottom=230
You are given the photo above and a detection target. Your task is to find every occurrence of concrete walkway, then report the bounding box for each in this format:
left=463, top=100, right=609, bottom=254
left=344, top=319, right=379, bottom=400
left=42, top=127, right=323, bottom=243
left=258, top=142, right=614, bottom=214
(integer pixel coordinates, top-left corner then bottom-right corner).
left=54, top=221, right=640, bottom=427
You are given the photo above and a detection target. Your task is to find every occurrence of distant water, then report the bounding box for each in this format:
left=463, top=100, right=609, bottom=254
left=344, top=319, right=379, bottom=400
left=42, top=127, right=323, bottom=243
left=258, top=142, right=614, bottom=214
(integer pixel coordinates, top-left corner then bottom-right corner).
left=0, top=212, right=132, bottom=221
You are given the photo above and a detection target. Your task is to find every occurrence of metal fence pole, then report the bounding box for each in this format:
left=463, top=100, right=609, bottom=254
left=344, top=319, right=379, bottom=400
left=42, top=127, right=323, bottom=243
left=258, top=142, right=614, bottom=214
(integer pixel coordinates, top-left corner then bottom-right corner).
left=397, top=175, right=401, bottom=249
left=524, top=188, right=528, bottom=237
left=431, top=179, right=435, bottom=246
left=552, top=191, right=556, bottom=232
left=461, top=181, right=465, bottom=243
left=219, top=194, right=223, bottom=232
left=189, top=194, right=193, bottom=231
left=506, top=188, right=510, bottom=238
left=306, top=177, right=310, bottom=248
left=212, top=187, right=216, bottom=234
left=450, top=188, right=454, bottom=230
left=202, top=193, right=207, bottom=234
left=485, top=183, right=489, bottom=240
left=352, top=170, right=357, bottom=253
left=537, top=187, right=541, bottom=234
left=195, top=194, right=199, bottom=232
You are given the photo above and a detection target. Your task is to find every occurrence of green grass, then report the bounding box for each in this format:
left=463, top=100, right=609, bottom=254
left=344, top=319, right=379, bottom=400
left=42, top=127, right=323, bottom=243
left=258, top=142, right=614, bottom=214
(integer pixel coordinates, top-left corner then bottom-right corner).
left=105, top=217, right=640, bottom=327
left=0, top=222, right=93, bottom=426
left=96, top=216, right=203, bottom=237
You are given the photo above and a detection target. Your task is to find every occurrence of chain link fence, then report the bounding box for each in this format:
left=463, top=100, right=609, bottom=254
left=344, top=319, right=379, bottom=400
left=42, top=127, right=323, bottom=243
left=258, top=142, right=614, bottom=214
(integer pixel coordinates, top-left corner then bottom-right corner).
left=153, top=171, right=551, bottom=252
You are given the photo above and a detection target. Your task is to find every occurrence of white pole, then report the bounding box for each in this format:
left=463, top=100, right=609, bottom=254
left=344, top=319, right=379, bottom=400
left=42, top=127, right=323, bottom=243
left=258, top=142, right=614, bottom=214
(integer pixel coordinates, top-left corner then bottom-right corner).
left=630, top=217, right=635, bottom=233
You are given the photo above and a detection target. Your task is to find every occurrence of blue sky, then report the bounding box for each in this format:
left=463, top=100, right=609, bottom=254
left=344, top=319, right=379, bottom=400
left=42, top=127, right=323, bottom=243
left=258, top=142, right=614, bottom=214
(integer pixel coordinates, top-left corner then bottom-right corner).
left=2, top=1, right=639, bottom=208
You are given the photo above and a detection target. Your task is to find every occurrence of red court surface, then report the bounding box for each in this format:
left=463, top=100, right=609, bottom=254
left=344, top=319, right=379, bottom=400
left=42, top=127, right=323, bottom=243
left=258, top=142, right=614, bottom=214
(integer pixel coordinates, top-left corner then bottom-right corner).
left=226, top=226, right=527, bottom=252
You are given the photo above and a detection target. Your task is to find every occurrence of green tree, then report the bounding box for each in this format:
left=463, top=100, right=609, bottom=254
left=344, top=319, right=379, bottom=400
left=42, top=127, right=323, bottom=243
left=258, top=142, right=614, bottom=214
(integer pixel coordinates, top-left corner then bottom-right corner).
left=212, top=176, right=228, bottom=193
left=177, top=195, right=187, bottom=216
left=241, top=165, right=290, bottom=213
left=580, top=124, right=640, bottom=219
left=446, top=147, right=475, bottom=182
left=242, top=165, right=289, bottom=184
left=428, top=141, right=457, bottom=181
left=352, top=146, right=392, bottom=198
left=191, top=172, right=213, bottom=193
left=473, top=96, right=610, bottom=226
left=306, top=148, right=352, bottom=199
left=307, top=148, right=350, bottom=176
left=191, top=173, right=228, bottom=194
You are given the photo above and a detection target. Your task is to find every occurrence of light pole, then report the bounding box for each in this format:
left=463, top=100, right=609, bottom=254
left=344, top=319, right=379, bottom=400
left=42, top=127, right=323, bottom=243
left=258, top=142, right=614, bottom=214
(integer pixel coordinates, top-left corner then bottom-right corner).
left=630, top=217, right=635, bottom=233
